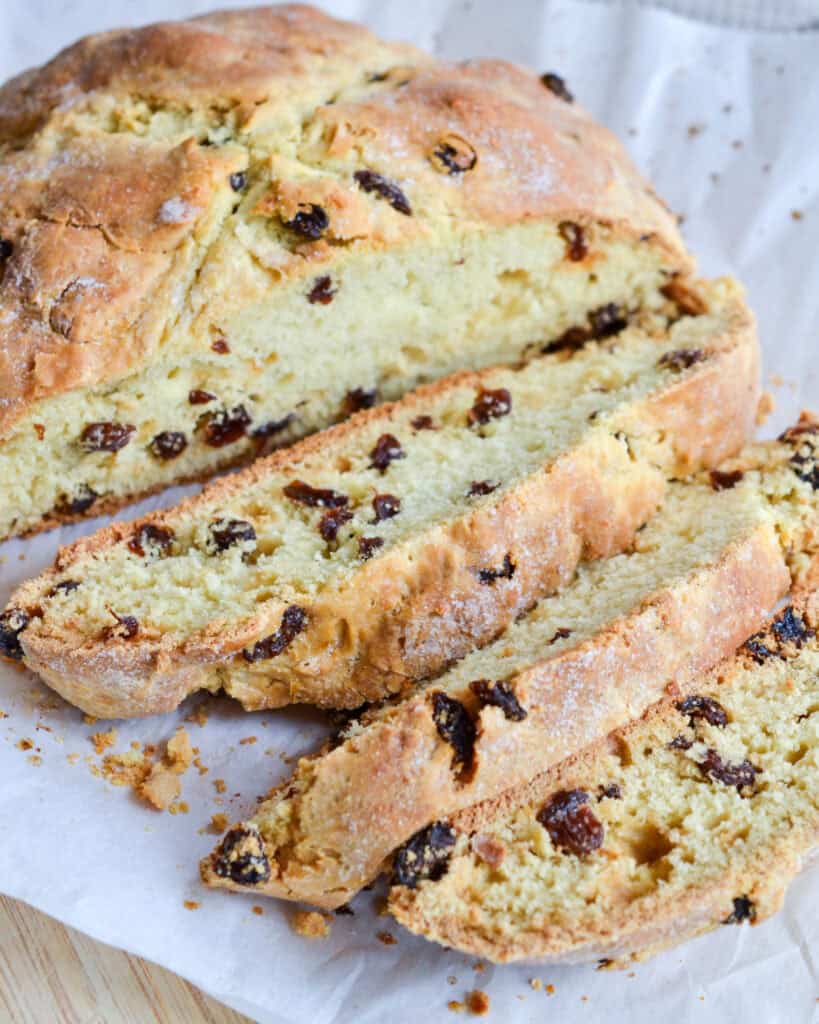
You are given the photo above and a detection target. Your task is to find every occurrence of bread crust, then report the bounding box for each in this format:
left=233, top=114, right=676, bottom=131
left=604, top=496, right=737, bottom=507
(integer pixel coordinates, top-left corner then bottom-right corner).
left=8, top=290, right=760, bottom=719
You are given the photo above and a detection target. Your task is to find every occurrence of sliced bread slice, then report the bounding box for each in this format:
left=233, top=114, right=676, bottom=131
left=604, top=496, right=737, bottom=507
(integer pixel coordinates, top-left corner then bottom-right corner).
left=387, top=574, right=819, bottom=964
left=2, top=279, right=757, bottom=718
left=200, top=421, right=818, bottom=908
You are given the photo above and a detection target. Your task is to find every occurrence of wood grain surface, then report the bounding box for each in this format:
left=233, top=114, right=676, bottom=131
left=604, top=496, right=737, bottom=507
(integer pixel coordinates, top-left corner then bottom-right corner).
left=0, top=895, right=252, bottom=1024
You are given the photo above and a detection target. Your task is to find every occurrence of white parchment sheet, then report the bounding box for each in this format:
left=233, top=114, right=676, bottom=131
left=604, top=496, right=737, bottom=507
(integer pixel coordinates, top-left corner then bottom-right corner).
left=1, top=2, right=818, bottom=1021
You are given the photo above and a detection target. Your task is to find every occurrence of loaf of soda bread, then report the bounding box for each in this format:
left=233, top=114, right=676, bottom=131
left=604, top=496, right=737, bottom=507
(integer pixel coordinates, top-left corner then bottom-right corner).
left=0, top=4, right=693, bottom=539
left=1, top=279, right=757, bottom=718
left=201, top=420, right=818, bottom=907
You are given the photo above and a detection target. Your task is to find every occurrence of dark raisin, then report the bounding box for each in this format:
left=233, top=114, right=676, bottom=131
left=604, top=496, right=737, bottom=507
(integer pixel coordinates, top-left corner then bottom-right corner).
left=468, top=480, right=499, bottom=497
left=697, top=749, right=759, bottom=794
left=372, top=493, right=401, bottom=522
left=0, top=609, right=30, bottom=660
left=430, top=138, right=477, bottom=175
left=669, top=734, right=693, bottom=750
left=188, top=389, right=217, bottom=405
left=411, top=415, right=436, bottom=431
left=369, top=433, right=405, bottom=472
left=771, top=605, right=814, bottom=647
left=537, top=790, right=604, bottom=857
left=212, top=826, right=271, bottom=885
left=723, top=896, right=756, bottom=924
left=127, top=524, right=175, bottom=558
left=658, top=348, right=706, bottom=372
left=334, top=904, right=355, bottom=916
left=392, top=822, right=457, bottom=888
left=788, top=433, right=819, bottom=490
left=209, top=518, right=256, bottom=552
left=431, top=692, right=476, bottom=774
left=549, top=627, right=573, bottom=644
left=307, top=275, right=336, bottom=305
left=81, top=422, right=136, bottom=453
left=327, top=703, right=372, bottom=748
left=358, top=535, right=384, bottom=560
left=283, top=480, right=348, bottom=508
left=597, top=783, right=622, bottom=801
left=676, top=695, right=729, bottom=728
left=149, top=431, right=187, bottom=460
left=211, top=337, right=230, bottom=354
left=541, top=325, right=591, bottom=354
left=710, top=469, right=744, bottom=491
left=343, top=388, right=378, bottom=416
left=56, top=484, right=99, bottom=515
left=48, top=580, right=80, bottom=597
left=558, top=220, right=587, bottom=261
left=467, top=388, right=512, bottom=427
left=243, top=606, right=307, bottom=662
left=229, top=171, right=247, bottom=192
left=589, top=303, right=628, bottom=339
left=540, top=72, right=574, bottom=103
left=470, top=679, right=527, bottom=721
left=478, top=553, right=515, bottom=585
left=353, top=169, right=412, bottom=215
left=318, top=507, right=353, bottom=542
left=202, top=405, right=252, bottom=447
left=0, top=238, right=13, bottom=261
left=283, top=203, right=330, bottom=240
left=252, top=413, right=295, bottom=439
left=102, top=612, right=139, bottom=640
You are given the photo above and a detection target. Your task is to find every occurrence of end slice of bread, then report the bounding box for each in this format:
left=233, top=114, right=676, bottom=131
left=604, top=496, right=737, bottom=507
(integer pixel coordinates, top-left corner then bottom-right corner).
left=3, top=280, right=758, bottom=718
left=200, top=422, right=818, bottom=908
left=387, top=575, right=819, bottom=965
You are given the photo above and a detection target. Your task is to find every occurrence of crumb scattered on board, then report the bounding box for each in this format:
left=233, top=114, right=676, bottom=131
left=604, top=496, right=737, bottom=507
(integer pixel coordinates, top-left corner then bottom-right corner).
left=291, top=910, right=331, bottom=939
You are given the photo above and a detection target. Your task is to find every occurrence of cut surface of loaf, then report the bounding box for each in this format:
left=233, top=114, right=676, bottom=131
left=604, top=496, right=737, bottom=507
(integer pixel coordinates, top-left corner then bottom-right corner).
left=387, top=580, right=819, bottom=964
left=200, top=422, right=819, bottom=908
left=2, top=280, right=758, bottom=718
left=0, top=4, right=693, bottom=539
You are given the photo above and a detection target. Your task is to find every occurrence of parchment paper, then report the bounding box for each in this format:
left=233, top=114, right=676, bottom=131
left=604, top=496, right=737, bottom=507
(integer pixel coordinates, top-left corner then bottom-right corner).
left=1, top=2, right=817, bottom=1021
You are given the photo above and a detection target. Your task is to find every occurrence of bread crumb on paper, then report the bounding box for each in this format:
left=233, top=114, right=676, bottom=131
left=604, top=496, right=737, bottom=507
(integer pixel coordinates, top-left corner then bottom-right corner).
left=185, top=703, right=209, bottom=727
left=213, top=778, right=227, bottom=794
left=239, top=736, right=257, bottom=745
left=252, top=905, right=264, bottom=916
left=466, top=991, right=490, bottom=1015
left=83, top=714, right=98, bottom=726
left=376, top=930, right=397, bottom=946
left=16, top=738, right=34, bottom=751
left=291, top=910, right=330, bottom=939
left=183, top=900, right=200, bottom=911
left=90, top=728, right=117, bottom=755
left=756, top=391, right=775, bottom=426
left=529, top=979, right=542, bottom=991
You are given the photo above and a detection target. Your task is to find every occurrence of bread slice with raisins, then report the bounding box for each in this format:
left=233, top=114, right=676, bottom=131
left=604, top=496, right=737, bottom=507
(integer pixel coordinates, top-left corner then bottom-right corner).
left=200, top=420, right=819, bottom=908
left=387, top=575, right=819, bottom=964
left=3, top=279, right=756, bottom=718
left=0, top=5, right=694, bottom=540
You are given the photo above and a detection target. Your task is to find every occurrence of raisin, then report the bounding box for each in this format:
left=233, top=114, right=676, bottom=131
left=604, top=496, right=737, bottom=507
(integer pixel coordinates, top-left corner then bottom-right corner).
left=188, top=389, right=217, bottom=405
left=589, top=303, right=628, bottom=339
left=789, top=436, right=819, bottom=490
left=342, top=388, right=377, bottom=416
left=431, top=692, right=476, bottom=774
left=318, top=507, right=353, bottom=542
left=48, top=580, right=80, bottom=597
left=597, top=783, right=622, bottom=801
left=202, top=405, right=252, bottom=447
left=252, top=413, right=295, bottom=439
left=478, top=553, right=515, bottom=585
left=81, top=422, right=135, bottom=453
left=209, top=518, right=256, bottom=552
left=467, top=388, right=512, bottom=427
left=710, top=469, right=744, bottom=491
left=0, top=238, right=13, bottom=261
left=541, top=325, right=591, bottom=354
left=668, top=734, right=693, bottom=750
left=743, top=634, right=776, bottom=664
left=213, top=826, right=271, bottom=885
left=676, top=695, right=728, bottom=728
left=353, top=169, right=412, bottom=215
left=283, top=203, right=329, bottom=240
left=102, top=612, right=139, bottom=640
left=358, top=536, right=384, bottom=560
left=392, top=822, right=456, bottom=888
left=411, top=415, right=436, bottom=431
left=658, top=348, right=706, bottom=372
left=771, top=605, right=814, bottom=647
left=307, top=275, right=335, bottom=305
left=540, top=72, right=574, bottom=103
left=470, top=679, right=527, bottom=721
left=127, top=524, right=175, bottom=558
left=549, top=627, right=573, bottom=644
left=537, top=790, right=604, bottom=857
left=283, top=481, right=348, bottom=509
left=697, top=749, right=759, bottom=794
left=0, top=609, right=29, bottom=660
left=149, top=431, right=187, bottom=460
left=723, top=896, right=756, bottom=924
left=56, top=484, right=98, bottom=515
left=558, top=221, right=587, bottom=261
left=369, top=433, right=405, bottom=472
left=334, top=905, right=354, bottom=916
left=372, top=493, right=401, bottom=522
left=211, top=337, right=230, bottom=354
left=328, top=703, right=372, bottom=748
left=229, top=171, right=247, bottom=192
left=430, top=136, right=477, bottom=175
left=242, top=606, right=307, bottom=662
left=468, top=480, right=499, bottom=497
